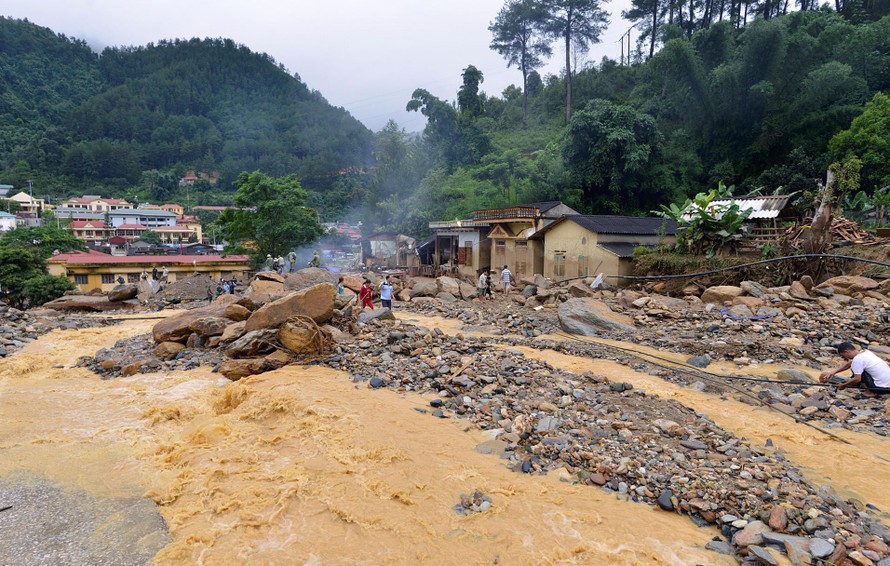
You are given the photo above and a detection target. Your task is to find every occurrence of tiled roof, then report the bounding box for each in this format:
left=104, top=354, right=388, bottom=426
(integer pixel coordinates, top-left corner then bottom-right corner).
left=564, top=215, right=678, bottom=235
left=116, top=223, right=147, bottom=229
left=598, top=242, right=649, bottom=258
left=154, top=226, right=193, bottom=232
left=68, top=220, right=108, bottom=229
left=48, top=250, right=249, bottom=265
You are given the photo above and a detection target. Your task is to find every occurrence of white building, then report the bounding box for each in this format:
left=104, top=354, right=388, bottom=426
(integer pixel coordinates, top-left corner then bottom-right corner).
left=0, top=211, right=16, bottom=232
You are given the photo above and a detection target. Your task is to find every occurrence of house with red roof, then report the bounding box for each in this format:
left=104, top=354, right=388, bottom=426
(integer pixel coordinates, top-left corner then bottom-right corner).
left=65, top=220, right=112, bottom=243
left=47, top=250, right=251, bottom=291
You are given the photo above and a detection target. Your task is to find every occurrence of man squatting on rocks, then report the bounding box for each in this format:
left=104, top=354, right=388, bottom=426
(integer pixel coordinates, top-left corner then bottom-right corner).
left=820, top=342, right=890, bottom=396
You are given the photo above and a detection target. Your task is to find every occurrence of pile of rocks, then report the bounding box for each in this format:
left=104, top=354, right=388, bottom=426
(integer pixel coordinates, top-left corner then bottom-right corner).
left=0, top=302, right=112, bottom=358
left=323, top=317, right=889, bottom=565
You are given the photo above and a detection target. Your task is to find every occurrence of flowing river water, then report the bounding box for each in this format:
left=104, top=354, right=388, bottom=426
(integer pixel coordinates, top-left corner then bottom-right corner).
left=0, top=311, right=886, bottom=564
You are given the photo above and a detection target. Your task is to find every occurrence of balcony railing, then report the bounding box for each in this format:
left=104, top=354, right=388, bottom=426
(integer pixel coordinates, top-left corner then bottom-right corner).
left=473, top=206, right=538, bottom=221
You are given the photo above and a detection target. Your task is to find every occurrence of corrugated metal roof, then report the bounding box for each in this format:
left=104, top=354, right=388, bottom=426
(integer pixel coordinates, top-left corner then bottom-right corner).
left=684, top=195, right=792, bottom=220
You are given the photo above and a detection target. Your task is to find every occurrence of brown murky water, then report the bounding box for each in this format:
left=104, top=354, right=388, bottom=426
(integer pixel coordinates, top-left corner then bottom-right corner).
left=0, top=320, right=733, bottom=564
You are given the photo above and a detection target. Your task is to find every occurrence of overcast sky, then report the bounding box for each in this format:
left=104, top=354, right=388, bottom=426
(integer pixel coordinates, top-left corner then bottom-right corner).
left=2, top=0, right=634, bottom=132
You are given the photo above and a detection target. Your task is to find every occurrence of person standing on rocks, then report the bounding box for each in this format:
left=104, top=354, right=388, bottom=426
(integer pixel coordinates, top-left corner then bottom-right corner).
left=152, top=267, right=159, bottom=281
left=478, top=270, right=488, bottom=298
left=379, top=275, right=394, bottom=310
left=161, top=267, right=169, bottom=283
left=337, top=277, right=345, bottom=296
left=501, top=265, right=512, bottom=296
left=820, top=342, right=890, bottom=396
left=359, top=279, right=374, bottom=310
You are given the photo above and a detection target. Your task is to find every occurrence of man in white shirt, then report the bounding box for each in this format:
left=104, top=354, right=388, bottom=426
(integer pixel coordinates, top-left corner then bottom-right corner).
left=501, top=265, right=512, bottom=295
left=379, top=275, right=394, bottom=310
left=820, top=342, right=890, bottom=396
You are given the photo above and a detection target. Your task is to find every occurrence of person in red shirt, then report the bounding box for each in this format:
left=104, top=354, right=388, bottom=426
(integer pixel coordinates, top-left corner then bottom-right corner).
left=359, top=279, right=374, bottom=309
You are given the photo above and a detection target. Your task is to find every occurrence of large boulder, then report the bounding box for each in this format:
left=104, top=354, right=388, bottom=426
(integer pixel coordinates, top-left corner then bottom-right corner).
left=284, top=267, right=338, bottom=291
left=243, top=283, right=335, bottom=332
left=701, top=285, right=744, bottom=305
left=255, top=271, right=285, bottom=283
left=42, top=295, right=133, bottom=312
left=224, top=303, right=251, bottom=322
left=568, top=281, right=595, bottom=298
left=459, top=282, right=478, bottom=300
left=188, top=317, right=230, bottom=339
left=740, top=281, right=768, bottom=298
left=436, top=276, right=462, bottom=296
left=225, top=329, right=280, bottom=358
left=342, top=275, right=364, bottom=293
left=219, top=358, right=272, bottom=380
left=107, top=284, right=138, bottom=302
left=410, top=280, right=439, bottom=298
left=558, top=298, right=635, bottom=335
left=243, top=279, right=286, bottom=306
left=278, top=320, right=325, bottom=356
left=219, top=321, right=247, bottom=344
left=152, top=304, right=228, bottom=343
left=137, top=278, right=161, bottom=302
left=358, top=308, right=396, bottom=324
left=155, top=341, right=185, bottom=361
left=816, top=275, right=879, bottom=295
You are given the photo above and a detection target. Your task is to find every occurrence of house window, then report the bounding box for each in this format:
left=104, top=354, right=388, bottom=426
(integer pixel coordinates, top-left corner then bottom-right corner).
left=554, top=252, right=566, bottom=278
left=73, top=274, right=88, bottom=285
left=128, top=273, right=141, bottom=283
left=101, top=274, right=115, bottom=284
left=495, top=240, right=505, bottom=255
left=515, top=240, right=528, bottom=247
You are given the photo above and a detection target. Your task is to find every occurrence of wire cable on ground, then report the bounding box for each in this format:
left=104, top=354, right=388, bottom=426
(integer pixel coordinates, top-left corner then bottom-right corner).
left=555, top=253, right=890, bottom=284
left=549, top=329, right=857, bottom=446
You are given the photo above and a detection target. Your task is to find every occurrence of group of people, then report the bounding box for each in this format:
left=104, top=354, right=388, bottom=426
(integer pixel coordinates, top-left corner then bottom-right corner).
left=358, top=275, right=395, bottom=310
left=478, top=265, right=512, bottom=299
left=264, top=251, right=308, bottom=275
left=139, top=267, right=169, bottom=282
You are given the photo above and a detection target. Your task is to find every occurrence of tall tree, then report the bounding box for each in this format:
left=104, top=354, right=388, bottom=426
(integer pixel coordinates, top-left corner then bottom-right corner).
left=489, top=0, right=552, bottom=127
left=217, top=171, right=324, bottom=259
left=542, top=0, right=610, bottom=123
left=457, top=65, right=486, bottom=118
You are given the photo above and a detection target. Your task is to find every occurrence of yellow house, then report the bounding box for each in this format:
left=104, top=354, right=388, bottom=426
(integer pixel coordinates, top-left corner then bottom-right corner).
left=66, top=220, right=112, bottom=244
left=473, top=201, right=578, bottom=280
left=47, top=250, right=251, bottom=292
left=161, top=203, right=185, bottom=215
left=530, top=215, right=677, bottom=282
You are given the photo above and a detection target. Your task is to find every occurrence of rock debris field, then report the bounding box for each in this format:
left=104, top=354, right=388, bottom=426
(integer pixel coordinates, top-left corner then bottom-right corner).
left=12, top=267, right=890, bottom=565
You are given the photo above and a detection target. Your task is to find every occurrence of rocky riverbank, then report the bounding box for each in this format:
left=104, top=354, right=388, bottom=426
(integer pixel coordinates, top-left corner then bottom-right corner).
left=71, top=267, right=890, bottom=564
left=0, top=302, right=114, bottom=358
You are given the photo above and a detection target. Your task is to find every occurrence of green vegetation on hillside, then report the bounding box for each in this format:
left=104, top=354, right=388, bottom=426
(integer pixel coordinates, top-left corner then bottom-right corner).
left=367, top=9, right=890, bottom=235
left=0, top=18, right=373, bottom=212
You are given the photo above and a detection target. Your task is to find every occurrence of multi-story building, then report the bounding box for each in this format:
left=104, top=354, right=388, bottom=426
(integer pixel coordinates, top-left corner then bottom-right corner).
left=0, top=211, right=16, bottom=232
left=66, top=220, right=112, bottom=244
left=61, top=196, right=133, bottom=212
left=107, top=208, right=178, bottom=229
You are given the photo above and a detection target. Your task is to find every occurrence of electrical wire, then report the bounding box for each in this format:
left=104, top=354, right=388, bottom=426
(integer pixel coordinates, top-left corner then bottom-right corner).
left=547, top=329, right=858, bottom=445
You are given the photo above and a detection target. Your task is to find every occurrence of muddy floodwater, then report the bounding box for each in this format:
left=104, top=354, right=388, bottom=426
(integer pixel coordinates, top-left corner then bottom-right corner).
left=0, top=319, right=740, bottom=565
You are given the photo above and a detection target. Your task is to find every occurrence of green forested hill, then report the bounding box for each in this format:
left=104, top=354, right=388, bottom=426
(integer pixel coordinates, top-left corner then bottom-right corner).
left=375, top=10, right=890, bottom=235
left=0, top=17, right=373, bottom=204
